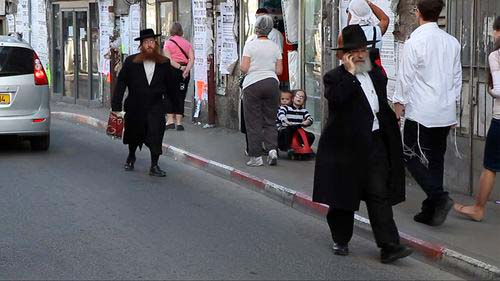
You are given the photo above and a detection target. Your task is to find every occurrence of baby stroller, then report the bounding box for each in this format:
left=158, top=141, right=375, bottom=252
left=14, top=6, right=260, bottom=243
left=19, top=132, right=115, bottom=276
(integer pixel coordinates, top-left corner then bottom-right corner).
left=285, top=125, right=315, bottom=160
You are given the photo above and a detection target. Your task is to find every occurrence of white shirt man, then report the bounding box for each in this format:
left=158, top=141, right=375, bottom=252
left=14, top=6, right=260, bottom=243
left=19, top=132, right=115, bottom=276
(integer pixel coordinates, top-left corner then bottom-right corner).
left=393, top=22, right=462, bottom=127
left=393, top=0, right=462, bottom=228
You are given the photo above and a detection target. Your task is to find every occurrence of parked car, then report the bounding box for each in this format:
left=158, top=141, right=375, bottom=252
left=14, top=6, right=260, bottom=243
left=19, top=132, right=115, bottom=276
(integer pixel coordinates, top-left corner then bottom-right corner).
left=0, top=34, right=50, bottom=150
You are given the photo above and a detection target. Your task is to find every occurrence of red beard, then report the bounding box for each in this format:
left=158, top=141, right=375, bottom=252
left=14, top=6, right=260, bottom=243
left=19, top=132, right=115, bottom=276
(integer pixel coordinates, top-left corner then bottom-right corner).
left=133, top=44, right=168, bottom=64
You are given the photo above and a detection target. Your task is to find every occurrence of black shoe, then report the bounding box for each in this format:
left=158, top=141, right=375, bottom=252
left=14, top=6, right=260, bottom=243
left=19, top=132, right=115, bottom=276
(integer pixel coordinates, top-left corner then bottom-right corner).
left=430, top=196, right=454, bottom=226
left=176, top=124, right=185, bottom=131
left=165, top=123, right=176, bottom=130
left=414, top=199, right=435, bottom=225
left=124, top=157, right=135, bottom=171
left=381, top=244, right=413, bottom=264
left=331, top=243, right=349, bottom=256
left=149, top=165, right=166, bottom=177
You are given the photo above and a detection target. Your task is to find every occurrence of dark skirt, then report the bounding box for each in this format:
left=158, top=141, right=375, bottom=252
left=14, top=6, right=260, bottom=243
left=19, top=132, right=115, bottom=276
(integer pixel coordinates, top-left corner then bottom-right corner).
left=484, top=118, right=500, bottom=172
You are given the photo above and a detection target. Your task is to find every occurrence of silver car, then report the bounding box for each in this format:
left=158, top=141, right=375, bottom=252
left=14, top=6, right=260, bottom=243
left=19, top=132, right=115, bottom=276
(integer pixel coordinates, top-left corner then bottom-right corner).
left=0, top=35, right=50, bottom=150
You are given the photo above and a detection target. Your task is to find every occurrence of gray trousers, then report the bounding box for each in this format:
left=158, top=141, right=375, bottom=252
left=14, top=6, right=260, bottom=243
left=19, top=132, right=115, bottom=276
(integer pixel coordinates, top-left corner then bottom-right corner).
left=242, top=78, right=280, bottom=157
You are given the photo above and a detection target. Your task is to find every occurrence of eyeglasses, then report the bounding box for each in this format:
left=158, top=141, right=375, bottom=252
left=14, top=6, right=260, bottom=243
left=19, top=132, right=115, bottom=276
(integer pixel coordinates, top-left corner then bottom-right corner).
left=143, top=38, right=156, bottom=44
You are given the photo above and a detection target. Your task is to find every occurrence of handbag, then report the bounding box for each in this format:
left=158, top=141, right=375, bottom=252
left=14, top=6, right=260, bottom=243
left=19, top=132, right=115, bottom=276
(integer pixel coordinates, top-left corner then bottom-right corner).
left=106, top=112, right=124, bottom=139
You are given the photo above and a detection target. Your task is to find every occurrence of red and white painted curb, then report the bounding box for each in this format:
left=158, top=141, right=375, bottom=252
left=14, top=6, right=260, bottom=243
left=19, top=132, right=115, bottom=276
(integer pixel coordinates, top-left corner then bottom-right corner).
left=53, top=111, right=500, bottom=279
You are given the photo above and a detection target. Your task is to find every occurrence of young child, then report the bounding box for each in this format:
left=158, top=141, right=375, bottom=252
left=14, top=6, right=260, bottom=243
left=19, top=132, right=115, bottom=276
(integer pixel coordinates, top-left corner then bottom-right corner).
left=276, top=90, right=315, bottom=152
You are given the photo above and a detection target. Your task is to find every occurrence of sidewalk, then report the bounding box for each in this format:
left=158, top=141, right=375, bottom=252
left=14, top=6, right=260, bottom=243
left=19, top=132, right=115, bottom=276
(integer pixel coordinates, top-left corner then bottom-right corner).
left=51, top=102, right=500, bottom=278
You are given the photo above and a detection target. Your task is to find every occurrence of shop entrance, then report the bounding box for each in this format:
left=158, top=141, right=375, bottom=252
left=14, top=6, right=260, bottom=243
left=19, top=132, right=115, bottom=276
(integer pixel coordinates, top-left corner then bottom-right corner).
left=51, top=2, right=101, bottom=104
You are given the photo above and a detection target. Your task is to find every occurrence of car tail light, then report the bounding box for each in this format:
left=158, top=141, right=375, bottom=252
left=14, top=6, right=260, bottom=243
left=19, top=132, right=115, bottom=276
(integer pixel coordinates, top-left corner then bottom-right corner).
left=33, top=53, right=48, bottom=85
left=32, top=118, right=46, bottom=123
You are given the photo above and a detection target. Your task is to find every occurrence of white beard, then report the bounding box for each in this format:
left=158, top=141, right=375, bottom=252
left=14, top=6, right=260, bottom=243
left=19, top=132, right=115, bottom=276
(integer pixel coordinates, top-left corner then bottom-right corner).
left=354, top=59, right=373, bottom=74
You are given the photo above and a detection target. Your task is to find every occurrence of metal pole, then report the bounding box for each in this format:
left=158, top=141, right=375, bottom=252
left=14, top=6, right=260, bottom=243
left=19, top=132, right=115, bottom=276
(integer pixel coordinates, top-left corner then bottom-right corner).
left=468, top=0, right=476, bottom=196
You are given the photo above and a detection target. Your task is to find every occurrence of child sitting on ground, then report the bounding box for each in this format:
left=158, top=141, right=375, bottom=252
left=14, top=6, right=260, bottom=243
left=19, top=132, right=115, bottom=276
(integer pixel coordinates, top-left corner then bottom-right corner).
left=276, top=89, right=315, bottom=152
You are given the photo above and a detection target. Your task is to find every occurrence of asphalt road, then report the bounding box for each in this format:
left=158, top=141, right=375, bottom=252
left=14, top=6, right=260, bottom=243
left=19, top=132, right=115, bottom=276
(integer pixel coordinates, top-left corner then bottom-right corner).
left=0, top=119, right=461, bottom=280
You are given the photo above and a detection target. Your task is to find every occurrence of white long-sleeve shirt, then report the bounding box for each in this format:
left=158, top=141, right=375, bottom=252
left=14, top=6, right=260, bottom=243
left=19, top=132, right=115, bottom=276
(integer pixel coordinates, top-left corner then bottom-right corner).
left=393, top=22, right=462, bottom=127
left=488, top=50, right=500, bottom=119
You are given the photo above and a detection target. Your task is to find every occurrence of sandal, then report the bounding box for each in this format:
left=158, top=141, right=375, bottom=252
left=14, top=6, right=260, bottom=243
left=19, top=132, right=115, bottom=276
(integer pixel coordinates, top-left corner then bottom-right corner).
left=453, top=203, right=484, bottom=222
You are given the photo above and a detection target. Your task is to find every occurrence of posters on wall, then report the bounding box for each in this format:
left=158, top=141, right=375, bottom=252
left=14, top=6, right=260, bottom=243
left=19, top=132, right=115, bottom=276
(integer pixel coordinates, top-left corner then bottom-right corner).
left=30, top=0, right=49, bottom=70
left=120, top=16, right=130, bottom=55
left=9, top=0, right=48, bottom=72
left=15, top=0, right=29, bottom=38
left=219, top=0, right=238, bottom=75
left=6, top=14, right=14, bottom=33
left=99, top=0, right=113, bottom=75
left=192, top=0, right=208, bottom=112
left=129, top=4, right=141, bottom=53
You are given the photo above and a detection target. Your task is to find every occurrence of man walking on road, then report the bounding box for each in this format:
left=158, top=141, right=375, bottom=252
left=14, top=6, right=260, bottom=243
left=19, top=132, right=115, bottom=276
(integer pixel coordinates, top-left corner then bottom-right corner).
left=393, top=0, right=462, bottom=226
left=112, top=29, right=174, bottom=177
left=313, top=25, right=412, bottom=264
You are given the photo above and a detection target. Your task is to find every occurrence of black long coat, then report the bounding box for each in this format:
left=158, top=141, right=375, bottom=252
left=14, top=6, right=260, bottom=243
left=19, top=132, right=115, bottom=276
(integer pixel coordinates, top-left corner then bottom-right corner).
left=111, top=54, right=174, bottom=154
left=313, top=65, right=405, bottom=211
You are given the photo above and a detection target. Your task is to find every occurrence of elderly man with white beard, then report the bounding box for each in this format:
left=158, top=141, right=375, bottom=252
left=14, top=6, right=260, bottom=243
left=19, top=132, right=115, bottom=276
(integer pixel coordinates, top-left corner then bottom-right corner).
left=313, top=25, right=412, bottom=263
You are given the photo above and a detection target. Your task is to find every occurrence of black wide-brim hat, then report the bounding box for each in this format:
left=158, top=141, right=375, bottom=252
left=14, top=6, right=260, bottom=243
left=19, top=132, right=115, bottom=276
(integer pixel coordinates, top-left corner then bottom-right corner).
left=134, top=28, right=161, bottom=41
left=332, top=24, right=379, bottom=51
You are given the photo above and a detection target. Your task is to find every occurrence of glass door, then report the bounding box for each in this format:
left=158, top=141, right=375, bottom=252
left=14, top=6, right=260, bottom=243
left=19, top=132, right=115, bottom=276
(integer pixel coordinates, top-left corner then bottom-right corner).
left=75, top=10, right=90, bottom=101
left=60, top=9, right=91, bottom=102
left=62, top=10, right=76, bottom=99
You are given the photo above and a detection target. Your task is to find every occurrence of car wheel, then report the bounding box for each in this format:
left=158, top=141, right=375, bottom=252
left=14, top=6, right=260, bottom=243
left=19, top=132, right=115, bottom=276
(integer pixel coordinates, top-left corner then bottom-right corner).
left=30, top=134, right=50, bottom=151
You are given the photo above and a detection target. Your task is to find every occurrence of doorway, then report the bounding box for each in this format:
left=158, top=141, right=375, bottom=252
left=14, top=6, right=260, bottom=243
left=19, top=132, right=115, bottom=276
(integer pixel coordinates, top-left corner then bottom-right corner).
left=52, top=3, right=100, bottom=104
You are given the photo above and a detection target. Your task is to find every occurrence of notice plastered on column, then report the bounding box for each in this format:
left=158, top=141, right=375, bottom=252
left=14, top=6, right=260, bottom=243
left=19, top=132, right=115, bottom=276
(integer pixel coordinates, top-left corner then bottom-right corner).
left=192, top=0, right=208, bottom=104
left=219, top=1, right=238, bottom=75
left=99, top=0, right=113, bottom=74
left=30, top=0, right=49, bottom=69
left=129, top=4, right=141, bottom=53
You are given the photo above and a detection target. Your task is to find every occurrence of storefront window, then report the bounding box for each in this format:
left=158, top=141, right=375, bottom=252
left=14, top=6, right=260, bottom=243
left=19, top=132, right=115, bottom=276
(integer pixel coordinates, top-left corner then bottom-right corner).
left=303, top=0, right=322, bottom=133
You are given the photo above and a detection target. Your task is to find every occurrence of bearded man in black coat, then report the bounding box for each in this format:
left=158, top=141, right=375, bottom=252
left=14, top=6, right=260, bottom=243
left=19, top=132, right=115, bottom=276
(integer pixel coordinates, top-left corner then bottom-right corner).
left=112, top=29, right=174, bottom=177
left=313, top=25, right=412, bottom=263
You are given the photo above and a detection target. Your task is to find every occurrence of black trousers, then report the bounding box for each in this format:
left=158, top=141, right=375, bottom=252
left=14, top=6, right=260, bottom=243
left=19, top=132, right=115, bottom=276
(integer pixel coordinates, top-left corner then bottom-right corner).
left=166, top=69, right=189, bottom=115
left=278, top=126, right=315, bottom=151
left=326, top=132, right=400, bottom=248
left=403, top=119, right=451, bottom=205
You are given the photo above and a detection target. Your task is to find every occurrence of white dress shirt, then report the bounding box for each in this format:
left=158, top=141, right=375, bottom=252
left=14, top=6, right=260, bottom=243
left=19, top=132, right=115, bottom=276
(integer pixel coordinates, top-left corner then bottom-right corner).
left=393, top=22, right=462, bottom=128
left=143, top=60, right=155, bottom=85
left=356, top=72, right=380, bottom=131
left=488, top=50, right=500, bottom=119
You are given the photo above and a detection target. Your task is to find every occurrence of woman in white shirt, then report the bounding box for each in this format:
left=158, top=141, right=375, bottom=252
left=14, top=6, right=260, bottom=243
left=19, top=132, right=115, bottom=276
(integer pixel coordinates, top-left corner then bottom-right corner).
left=454, top=17, right=500, bottom=221
left=240, top=15, right=283, bottom=167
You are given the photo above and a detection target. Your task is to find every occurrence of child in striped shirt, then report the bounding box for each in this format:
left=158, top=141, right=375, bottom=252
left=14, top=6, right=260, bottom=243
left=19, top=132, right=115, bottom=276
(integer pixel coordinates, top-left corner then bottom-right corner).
left=277, top=90, right=315, bottom=152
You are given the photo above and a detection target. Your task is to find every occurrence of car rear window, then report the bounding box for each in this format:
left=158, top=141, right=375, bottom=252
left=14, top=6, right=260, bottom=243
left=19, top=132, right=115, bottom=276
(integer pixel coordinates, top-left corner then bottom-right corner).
left=0, top=46, right=33, bottom=77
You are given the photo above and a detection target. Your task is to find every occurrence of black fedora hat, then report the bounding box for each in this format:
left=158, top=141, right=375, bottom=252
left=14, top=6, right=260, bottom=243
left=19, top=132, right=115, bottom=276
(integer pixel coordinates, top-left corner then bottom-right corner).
left=134, top=28, right=161, bottom=41
left=332, top=24, right=379, bottom=51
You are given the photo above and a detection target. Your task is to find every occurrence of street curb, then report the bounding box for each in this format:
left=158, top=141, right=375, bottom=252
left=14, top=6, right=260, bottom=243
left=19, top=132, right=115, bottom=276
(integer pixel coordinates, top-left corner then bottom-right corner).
left=52, top=111, right=500, bottom=280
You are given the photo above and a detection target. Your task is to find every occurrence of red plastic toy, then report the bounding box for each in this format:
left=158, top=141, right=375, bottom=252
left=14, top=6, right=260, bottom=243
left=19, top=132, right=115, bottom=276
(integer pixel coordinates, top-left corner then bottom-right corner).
left=287, top=127, right=315, bottom=160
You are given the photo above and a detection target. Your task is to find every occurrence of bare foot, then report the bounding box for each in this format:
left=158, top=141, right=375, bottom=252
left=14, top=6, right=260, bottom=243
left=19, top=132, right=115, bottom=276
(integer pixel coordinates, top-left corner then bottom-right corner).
left=453, top=203, right=484, bottom=222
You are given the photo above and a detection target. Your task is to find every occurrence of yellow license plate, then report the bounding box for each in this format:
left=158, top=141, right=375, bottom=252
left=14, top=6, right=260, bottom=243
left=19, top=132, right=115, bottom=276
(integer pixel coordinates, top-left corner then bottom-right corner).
left=0, top=93, right=10, bottom=105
